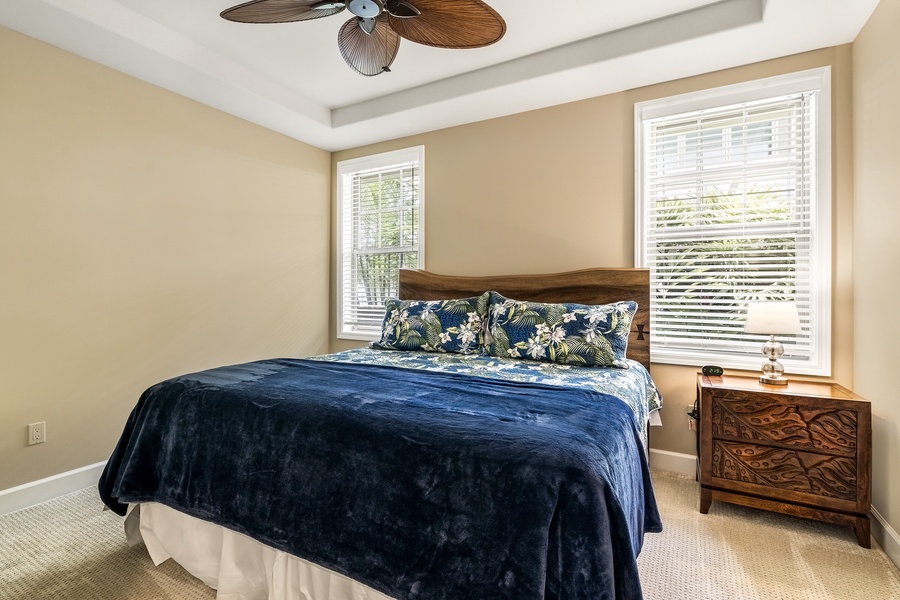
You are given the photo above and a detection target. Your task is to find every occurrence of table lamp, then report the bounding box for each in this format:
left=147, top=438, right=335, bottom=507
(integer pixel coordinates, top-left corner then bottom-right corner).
left=744, top=301, right=802, bottom=385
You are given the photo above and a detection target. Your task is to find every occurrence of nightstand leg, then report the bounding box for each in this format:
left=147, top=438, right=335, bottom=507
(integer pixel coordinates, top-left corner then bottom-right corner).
left=700, top=487, right=712, bottom=514
left=854, top=516, right=871, bottom=548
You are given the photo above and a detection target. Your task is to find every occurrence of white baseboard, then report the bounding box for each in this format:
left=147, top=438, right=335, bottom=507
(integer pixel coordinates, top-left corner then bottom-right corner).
left=872, top=507, right=900, bottom=570
left=0, top=461, right=107, bottom=516
left=649, top=448, right=697, bottom=476
left=4, top=453, right=698, bottom=515
left=4, top=455, right=899, bottom=572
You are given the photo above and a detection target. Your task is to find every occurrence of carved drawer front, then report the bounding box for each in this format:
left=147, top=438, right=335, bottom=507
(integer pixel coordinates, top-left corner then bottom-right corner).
left=711, top=440, right=857, bottom=501
left=710, top=393, right=857, bottom=456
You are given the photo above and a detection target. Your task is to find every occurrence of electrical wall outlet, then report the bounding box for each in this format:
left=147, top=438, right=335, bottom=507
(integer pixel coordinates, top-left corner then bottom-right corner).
left=27, top=421, right=46, bottom=446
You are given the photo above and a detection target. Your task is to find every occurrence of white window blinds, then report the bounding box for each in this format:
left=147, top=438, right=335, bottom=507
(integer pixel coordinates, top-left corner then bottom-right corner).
left=337, top=147, right=424, bottom=340
left=635, top=69, right=831, bottom=374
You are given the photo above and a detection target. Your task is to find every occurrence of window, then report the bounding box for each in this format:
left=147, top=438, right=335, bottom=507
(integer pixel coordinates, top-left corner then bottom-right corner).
left=635, top=68, right=831, bottom=375
left=337, top=146, right=424, bottom=340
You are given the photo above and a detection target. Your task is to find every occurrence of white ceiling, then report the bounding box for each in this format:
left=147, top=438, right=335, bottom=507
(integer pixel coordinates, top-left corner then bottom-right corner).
left=0, top=0, right=880, bottom=151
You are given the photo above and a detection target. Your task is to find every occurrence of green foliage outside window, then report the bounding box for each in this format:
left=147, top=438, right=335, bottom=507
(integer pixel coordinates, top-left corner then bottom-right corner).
left=354, top=170, right=419, bottom=313
left=652, top=188, right=798, bottom=340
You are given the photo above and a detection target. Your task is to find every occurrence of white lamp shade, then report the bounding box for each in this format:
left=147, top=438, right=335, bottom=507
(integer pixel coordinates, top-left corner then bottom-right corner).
left=744, top=301, right=802, bottom=335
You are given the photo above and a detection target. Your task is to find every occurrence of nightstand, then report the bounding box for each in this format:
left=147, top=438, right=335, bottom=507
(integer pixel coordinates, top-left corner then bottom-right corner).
left=697, top=373, right=872, bottom=547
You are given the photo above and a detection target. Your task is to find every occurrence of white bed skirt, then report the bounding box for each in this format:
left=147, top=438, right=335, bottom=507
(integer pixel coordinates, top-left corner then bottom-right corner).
left=125, top=503, right=395, bottom=600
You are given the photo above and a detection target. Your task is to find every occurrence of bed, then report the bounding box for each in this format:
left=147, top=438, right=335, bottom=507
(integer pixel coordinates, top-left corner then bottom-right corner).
left=99, top=267, right=663, bottom=600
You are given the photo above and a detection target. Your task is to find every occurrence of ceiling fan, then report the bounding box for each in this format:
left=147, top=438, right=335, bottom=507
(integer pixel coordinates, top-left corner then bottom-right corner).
left=220, top=0, right=506, bottom=77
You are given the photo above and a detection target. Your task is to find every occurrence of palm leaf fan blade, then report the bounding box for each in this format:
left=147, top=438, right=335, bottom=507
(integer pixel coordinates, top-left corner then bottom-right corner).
left=221, top=0, right=344, bottom=23
left=387, top=0, right=505, bottom=49
left=338, top=15, right=401, bottom=76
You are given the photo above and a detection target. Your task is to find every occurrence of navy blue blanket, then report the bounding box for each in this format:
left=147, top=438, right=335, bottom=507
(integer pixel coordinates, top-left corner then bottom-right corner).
left=99, top=359, right=661, bottom=600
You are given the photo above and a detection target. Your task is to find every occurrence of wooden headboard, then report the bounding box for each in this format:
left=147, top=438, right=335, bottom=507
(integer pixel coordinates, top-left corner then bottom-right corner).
left=399, top=267, right=651, bottom=370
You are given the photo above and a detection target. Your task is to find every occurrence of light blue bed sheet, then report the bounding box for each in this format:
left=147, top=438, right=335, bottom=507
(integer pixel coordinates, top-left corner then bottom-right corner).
left=309, top=347, right=662, bottom=447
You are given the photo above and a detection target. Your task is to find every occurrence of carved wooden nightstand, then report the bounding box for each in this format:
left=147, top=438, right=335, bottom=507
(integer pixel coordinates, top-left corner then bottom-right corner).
left=697, top=373, right=872, bottom=547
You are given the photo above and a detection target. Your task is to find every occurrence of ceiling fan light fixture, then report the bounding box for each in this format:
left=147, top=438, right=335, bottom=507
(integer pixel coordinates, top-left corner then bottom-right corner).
left=347, top=0, right=383, bottom=18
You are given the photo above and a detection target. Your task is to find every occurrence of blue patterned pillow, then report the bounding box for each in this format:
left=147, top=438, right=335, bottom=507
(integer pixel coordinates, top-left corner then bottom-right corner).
left=486, top=291, right=636, bottom=368
left=372, top=292, right=489, bottom=354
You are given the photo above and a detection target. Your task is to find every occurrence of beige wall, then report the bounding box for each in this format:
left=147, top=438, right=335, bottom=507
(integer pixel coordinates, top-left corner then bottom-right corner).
left=853, top=0, right=900, bottom=544
left=0, top=26, right=331, bottom=490
left=332, top=46, right=855, bottom=459
left=4, top=5, right=887, bottom=540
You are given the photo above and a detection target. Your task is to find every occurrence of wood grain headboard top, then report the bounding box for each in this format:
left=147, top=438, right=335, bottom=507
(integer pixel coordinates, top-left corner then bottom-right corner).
left=398, top=267, right=650, bottom=370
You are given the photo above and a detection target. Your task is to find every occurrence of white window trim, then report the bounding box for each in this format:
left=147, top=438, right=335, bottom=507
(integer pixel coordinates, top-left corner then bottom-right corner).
left=634, top=67, right=832, bottom=375
left=336, top=146, right=425, bottom=341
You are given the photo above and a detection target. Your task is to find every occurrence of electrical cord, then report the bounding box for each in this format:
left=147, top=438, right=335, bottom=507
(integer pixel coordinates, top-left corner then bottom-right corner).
left=689, top=396, right=700, bottom=481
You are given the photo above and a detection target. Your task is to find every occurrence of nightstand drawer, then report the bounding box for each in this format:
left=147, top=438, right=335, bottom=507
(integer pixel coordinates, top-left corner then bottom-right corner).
left=711, top=392, right=858, bottom=456
left=711, top=439, right=858, bottom=503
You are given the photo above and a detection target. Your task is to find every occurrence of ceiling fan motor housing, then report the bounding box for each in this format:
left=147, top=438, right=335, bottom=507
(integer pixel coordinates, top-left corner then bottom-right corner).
left=347, top=0, right=383, bottom=18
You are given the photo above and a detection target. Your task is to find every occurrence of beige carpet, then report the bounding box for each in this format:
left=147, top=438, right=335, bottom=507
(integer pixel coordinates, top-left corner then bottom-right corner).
left=0, top=489, right=215, bottom=600
left=637, top=471, right=900, bottom=599
left=1, top=470, right=898, bottom=599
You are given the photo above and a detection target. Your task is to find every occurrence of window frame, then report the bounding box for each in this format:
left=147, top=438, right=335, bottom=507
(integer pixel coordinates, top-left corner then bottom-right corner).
left=336, top=145, right=425, bottom=341
left=634, top=67, right=832, bottom=375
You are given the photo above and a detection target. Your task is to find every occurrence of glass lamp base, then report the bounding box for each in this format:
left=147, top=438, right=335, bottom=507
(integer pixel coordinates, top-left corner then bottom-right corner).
left=759, top=374, right=790, bottom=385
left=760, top=338, right=788, bottom=385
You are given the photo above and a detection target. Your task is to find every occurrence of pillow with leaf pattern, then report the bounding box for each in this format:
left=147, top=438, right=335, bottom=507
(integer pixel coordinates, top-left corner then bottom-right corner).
left=372, top=292, right=490, bottom=354
left=486, top=291, right=636, bottom=368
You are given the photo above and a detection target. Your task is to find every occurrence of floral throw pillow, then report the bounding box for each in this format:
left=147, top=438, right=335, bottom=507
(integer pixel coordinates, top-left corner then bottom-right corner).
left=372, top=292, right=489, bottom=354
left=486, top=291, right=636, bottom=368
